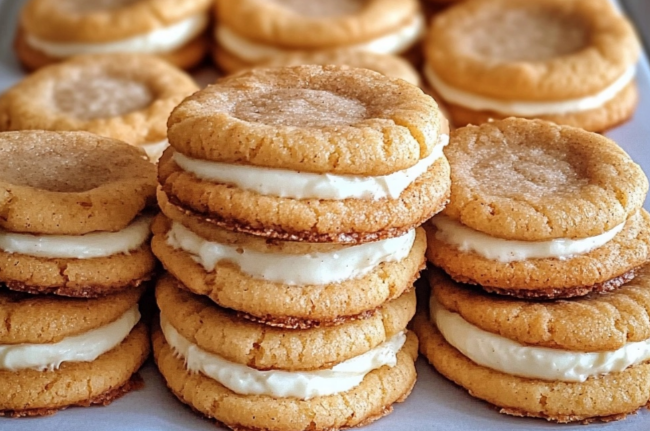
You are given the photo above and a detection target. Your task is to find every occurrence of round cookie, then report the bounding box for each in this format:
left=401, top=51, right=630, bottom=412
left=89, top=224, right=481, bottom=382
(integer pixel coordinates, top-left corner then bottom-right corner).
left=428, top=118, right=649, bottom=298
left=153, top=322, right=418, bottom=431
left=412, top=267, right=650, bottom=423
left=16, top=0, right=213, bottom=71
left=162, top=65, right=451, bottom=243
left=156, top=273, right=416, bottom=370
left=0, top=131, right=157, bottom=297
left=423, top=0, right=640, bottom=131
left=152, top=204, right=425, bottom=327
left=0, top=54, right=198, bottom=162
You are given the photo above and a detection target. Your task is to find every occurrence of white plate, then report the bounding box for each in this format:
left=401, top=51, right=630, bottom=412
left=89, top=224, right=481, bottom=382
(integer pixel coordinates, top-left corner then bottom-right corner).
left=0, top=1, right=649, bottom=430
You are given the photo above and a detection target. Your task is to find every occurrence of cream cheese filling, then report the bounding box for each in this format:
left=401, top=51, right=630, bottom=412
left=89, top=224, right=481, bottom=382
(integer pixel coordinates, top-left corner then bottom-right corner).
left=0, top=305, right=140, bottom=372
left=173, top=134, right=448, bottom=200
left=423, top=64, right=636, bottom=116
left=215, top=13, right=425, bottom=62
left=25, top=13, right=209, bottom=57
left=141, top=138, right=169, bottom=163
left=166, top=221, right=416, bottom=285
left=162, top=315, right=406, bottom=399
left=431, top=214, right=625, bottom=263
left=0, top=215, right=153, bottom=259
left=431, top=297, right=650, bottom=382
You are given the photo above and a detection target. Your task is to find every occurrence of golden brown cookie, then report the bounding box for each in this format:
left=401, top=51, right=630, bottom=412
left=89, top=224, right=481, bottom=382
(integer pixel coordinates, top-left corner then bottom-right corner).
left=412, top=267, right=650, bottom=423
left=423, top=0, right=640, bottom=131
left=156, top=273, right=415, bottom=370
left=0, top=54, right=198, bottom=162
left=153, top=321, right=418, bottom=431
left=213, top=0, right=424, bottom=70
left=427, top=118, right=649, bottom=298
left=16, top=0, right=213, bottom=70
left=152, top=206, right=425, bottom=327
left=163, top=65, right=451, bottom=243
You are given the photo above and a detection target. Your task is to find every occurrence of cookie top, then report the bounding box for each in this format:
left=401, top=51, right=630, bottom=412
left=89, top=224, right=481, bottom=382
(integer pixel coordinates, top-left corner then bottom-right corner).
left=443, top=118, right=648, bottom=240
left=0, top=54, right=198, bottom=146
left=260, top=50, right=420, bottom=86
left=425, top=0, right=639, bottom=100
left=156, top=274, right=415, bottom=371
left=21, top=0, right=212, bottom=43
left=430, top=265, right=650, bottom=352
left=0, top=131, right=156, bottom=235
left=215, top=0, right=419, bottom=49
left=0, top=285, right=143, bottom=345
left=168, top=65, right=443, bottom=176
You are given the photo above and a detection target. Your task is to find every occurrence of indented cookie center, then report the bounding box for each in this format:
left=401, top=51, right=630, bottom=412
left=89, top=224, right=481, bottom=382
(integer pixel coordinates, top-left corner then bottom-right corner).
left=232, top=89, right=368, bottom=128
left=59, top=0, right=140, bottom=13
left=266, top=0, right=366, bottom=17
left=53, top=75, right=153, bottom=121
left=466, top=8, right=589, bottom=62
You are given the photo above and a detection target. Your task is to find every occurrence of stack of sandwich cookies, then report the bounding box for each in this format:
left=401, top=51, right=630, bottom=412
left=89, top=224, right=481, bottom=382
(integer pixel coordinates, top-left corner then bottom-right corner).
left=0, top=54, right=198, bottom=163
left=153, top=275, right=418, bottom=431
left=153, top=65, right=450, bottom=429
left=0, top=130, right=156, bottom=416
left=15, top=0, right=212, bottom=71
left=414, top=267, right=650, bottom=423
left=423, top=0, right=640, bottom=131
left=212, top=0, right=425, bottom=73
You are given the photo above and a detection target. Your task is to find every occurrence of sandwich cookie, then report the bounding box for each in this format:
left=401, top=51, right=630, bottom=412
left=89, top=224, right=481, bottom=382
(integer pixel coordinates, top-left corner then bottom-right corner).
left=213, top=0, right=425, bottom=72
left=0, top=54, right=198, bottom=162
left=427, top=118, right=650, bottom=299
left=413, top=267, right=650, bottom=423
left=161, top=65, right=451, bottom=243
left=423, top=0, right=640, bottom=131
left=15, top=0, right=212, bottom=71
left=151, top=201, right=426, bottom=327
left=0, top=131, right=157, bottom=297
left=153, top=274, right=418, bottom=431
left=0, top=286, right=148, bottom=417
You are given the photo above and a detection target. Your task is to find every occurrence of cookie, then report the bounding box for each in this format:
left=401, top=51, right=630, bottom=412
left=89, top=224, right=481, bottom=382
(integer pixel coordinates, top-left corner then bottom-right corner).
left=0, top=131, right=157, bottom=297
left=213, top=0, right=425, bottom=71
left=16, top=0, right=212, bottom=71
left=427, top=118, right=649, bottom=298
left=162, top=65, right=451, bottom=243
left=423, top=0, right=640, bottom=131
left=152, top=206, right=425, bottom=327
left=0, top=287, right=149, bottom=416
left=413, top=267, right=650, bottom=423
left=0, top=54, right=198, bottom=162
left=153, top=319, right=418, bottom=431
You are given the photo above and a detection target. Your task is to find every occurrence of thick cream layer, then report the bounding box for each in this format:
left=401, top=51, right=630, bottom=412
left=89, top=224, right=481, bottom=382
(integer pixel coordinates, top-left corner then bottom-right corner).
left=431, top=214, right=625, bottom=263
left=215, top=13, right=425, bottom=62
left=25, top=13, right=208, bottom=57
left=0, top=215, right=153, bottom=259
left=431, top=297, right=650, bottom=382
left=166, top=221, right=415, bottom=285
left=173, top=134, right=447, bottom=200
left=0, top=305, right=140, bottom=371
left=141, top=138, right=169, bottom=163
left=423, top=64, right=636, bottom=116
left=161, top=315, right=406, bottom=399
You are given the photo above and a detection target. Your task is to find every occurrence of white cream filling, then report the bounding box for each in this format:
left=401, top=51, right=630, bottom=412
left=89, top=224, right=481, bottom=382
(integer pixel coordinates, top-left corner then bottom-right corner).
left=215, top=13, right=425, bottom=62
left=0, top=215, right=153, bottom=259
left=0, top=305, right=140, bottom=372
left=431, top=214, right=625, bottom=263
left=25, top=13, right=209, bottom=57
left=141, top=138, right=169, bottom=163
left=431, top=297, right=650, bottom=382
left=174, top=134, right=447, bottom=201
left=161, top=315, right=406, bottom=399
left=166, top=221, right=415, bottom=285
left=423, top=63, right=636, bottom=116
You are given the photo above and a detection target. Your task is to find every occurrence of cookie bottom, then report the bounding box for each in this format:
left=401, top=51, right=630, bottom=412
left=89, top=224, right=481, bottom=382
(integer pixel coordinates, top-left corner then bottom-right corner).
left=153, top=324, right=418, bottom=431
left=0, top=323, right=149, bottom=414
left=412, top=313, right=650, bottom=423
